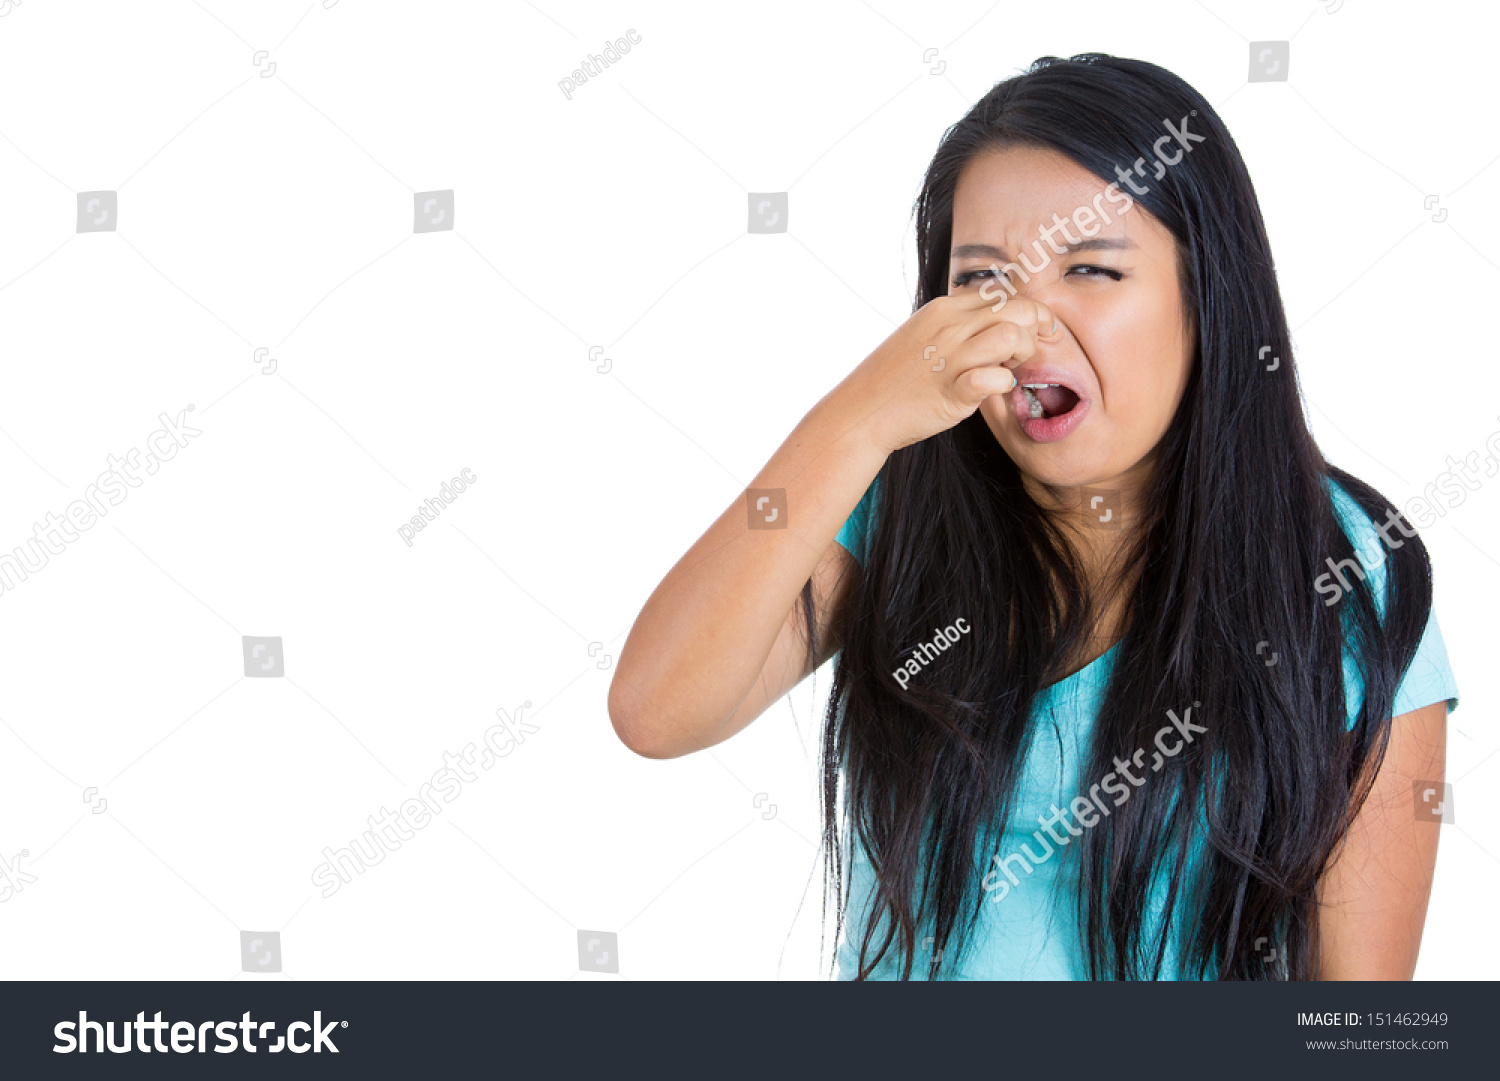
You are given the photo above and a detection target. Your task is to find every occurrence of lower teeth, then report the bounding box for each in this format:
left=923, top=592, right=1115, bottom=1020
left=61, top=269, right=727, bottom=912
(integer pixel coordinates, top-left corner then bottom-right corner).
left=1023, top=387, right=1045, bottom=419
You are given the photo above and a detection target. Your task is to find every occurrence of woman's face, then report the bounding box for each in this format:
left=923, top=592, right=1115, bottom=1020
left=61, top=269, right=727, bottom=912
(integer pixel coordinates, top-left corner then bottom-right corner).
left=948, top=144, right=1195, bottom=517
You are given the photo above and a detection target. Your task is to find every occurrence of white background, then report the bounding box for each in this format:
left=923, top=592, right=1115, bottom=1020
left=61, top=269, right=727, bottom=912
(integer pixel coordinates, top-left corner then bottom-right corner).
left=0, top=0, right=1493, bottom=980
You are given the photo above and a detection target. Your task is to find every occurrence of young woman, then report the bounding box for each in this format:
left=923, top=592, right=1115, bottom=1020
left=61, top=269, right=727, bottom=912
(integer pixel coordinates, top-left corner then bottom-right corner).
left=608, top=54, right=1459, bottom=980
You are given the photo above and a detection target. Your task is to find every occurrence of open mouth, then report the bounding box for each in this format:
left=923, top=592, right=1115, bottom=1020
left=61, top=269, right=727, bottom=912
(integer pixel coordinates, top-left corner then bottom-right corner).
left=1021, top=383, right=1081, bottom=420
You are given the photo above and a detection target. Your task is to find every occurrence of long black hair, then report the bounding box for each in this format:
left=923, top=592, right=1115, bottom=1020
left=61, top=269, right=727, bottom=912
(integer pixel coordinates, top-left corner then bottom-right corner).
left=806, top=53, right=1433, bottom=980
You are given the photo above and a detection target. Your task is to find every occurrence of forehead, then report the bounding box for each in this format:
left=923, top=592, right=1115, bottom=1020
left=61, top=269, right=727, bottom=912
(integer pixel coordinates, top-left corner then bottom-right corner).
left=951, top=144, right=1155, bottom=248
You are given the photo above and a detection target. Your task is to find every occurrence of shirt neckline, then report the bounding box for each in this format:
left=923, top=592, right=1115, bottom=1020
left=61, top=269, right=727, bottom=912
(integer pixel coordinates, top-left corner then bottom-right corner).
left=1046, top=639, right=1121, bottom=692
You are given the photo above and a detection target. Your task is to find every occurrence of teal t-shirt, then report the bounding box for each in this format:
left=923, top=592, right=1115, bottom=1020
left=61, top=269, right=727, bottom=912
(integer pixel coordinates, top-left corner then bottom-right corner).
left=831, top=475, right=1460, bottom=980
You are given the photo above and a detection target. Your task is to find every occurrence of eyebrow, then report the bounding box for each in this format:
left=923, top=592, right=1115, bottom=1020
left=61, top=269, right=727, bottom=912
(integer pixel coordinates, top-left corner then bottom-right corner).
left=950, top=237, right=1138, bottom=261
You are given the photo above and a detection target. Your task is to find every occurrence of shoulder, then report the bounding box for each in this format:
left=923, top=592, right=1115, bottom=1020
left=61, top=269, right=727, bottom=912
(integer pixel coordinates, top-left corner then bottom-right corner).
left=1322, top=474, right=1460, bottom=723
left=1322, top=474, right=1420, bottom=625
left=1324, top=475, right=1393, bottom=605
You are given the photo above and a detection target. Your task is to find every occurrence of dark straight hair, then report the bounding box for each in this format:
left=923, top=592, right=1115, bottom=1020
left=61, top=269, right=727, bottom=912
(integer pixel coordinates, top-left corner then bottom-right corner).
left=803, top=53, right=1432, bottom=980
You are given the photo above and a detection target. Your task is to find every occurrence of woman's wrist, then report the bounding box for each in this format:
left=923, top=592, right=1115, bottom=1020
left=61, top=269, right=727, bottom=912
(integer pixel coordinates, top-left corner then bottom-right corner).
left=809, top=377, right=902, bottom=465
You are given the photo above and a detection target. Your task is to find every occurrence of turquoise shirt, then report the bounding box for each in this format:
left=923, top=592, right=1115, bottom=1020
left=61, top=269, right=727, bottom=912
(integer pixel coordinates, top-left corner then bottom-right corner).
left=831, top=477, right=1460, bottom=980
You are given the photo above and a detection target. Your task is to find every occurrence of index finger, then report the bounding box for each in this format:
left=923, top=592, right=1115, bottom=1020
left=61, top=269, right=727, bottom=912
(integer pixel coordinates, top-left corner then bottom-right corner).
left=956, top=291, right=1060, bottom=344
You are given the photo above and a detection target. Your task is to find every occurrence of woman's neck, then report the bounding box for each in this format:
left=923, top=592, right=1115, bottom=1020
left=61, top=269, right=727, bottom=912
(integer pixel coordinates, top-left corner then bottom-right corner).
left=1018, top=457, right=1155, bottom=679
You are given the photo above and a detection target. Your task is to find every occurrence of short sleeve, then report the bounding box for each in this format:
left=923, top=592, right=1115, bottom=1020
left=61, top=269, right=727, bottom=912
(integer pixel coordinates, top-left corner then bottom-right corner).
left=834, top=476, right=882, bottom=567
left=1328, top=479, right=1460, bottom=729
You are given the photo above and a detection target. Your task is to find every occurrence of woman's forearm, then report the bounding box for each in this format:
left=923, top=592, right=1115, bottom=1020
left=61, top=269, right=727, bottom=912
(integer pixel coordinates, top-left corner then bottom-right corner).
left=607, top=391, right=889, bottom=758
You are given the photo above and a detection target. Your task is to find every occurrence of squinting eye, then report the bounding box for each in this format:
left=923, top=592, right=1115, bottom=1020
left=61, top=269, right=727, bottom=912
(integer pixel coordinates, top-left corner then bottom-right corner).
left=951, top=264, right=1123, bottom=288
left=951, top=267, right=1004, bottom=288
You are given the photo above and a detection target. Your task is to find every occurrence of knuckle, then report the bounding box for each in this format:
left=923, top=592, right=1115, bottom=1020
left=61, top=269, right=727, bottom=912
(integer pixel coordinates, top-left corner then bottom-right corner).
left=913, top=299, right=942, bottom=328
left=922, top=296, right=960, bottom=332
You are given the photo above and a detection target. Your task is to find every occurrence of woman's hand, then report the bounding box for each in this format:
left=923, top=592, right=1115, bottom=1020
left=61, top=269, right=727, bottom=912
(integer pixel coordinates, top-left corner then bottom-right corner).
left=835, top=291, right=1059, bottom=454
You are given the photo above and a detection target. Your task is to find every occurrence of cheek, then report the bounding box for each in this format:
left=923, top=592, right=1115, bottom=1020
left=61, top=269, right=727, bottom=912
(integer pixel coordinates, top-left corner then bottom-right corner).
left=1098, top=360, right=1167, bottom=430
left=1092, top=305, right=1189, bottom=426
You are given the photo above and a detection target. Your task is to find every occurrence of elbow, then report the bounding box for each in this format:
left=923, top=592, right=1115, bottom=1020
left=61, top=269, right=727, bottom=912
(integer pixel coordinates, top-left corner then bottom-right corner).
left=610, top=715, right=681, bottom=760
left=607, top=673, right=689, bottom=760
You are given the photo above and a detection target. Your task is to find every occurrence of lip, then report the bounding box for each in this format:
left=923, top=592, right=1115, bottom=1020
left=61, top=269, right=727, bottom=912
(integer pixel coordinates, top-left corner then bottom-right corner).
left=1007, top=365, right=1093, bottom=443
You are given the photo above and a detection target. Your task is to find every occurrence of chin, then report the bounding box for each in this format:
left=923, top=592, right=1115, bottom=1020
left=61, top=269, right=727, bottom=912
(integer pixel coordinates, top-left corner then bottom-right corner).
left=987, top=427, right=1102, bottom=486
left=1005, top=448, right=1108, bottom=490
